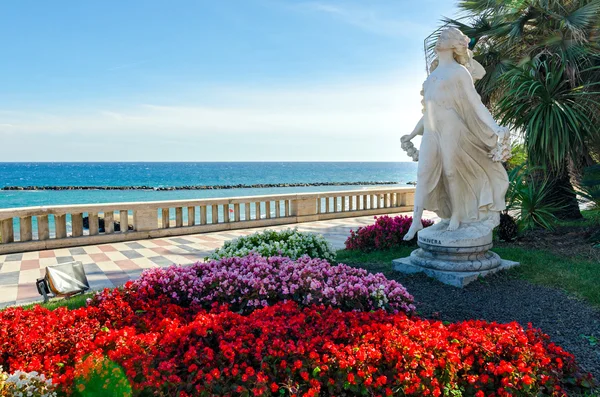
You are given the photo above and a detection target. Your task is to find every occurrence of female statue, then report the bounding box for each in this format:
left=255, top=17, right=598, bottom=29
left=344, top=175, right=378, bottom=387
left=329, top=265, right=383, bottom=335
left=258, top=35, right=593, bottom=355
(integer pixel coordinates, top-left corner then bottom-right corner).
left=402, top=28, right=510, bottom=241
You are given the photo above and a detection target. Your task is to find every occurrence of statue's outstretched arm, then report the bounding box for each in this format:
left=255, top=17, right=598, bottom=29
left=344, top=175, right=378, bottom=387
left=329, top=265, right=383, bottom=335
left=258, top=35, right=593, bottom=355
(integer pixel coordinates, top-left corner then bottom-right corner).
left=401, top=117, right=424, bottom=143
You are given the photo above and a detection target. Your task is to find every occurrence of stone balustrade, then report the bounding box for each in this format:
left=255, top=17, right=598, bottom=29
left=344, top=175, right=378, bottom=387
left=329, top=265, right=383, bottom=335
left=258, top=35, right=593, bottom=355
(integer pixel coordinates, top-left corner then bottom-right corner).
left=0, top=187, right=415, bottom=254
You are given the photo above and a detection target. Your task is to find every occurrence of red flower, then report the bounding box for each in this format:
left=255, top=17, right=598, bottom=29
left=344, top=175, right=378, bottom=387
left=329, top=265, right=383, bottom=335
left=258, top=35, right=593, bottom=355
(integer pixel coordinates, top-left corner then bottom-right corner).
left=0, top=293, right=590, bottom=396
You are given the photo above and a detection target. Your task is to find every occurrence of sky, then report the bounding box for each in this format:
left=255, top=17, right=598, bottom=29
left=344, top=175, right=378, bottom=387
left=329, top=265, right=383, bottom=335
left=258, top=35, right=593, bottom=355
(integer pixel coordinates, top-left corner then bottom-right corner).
left=0, top=0, right=458, bottom=162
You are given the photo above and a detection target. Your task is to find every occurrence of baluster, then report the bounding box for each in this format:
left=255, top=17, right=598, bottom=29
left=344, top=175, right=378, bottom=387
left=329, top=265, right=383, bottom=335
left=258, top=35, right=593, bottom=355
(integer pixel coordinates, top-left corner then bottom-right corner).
left=212, top=205, right=219, bottom=224
left=342, top=196, right=347, bottom=212
left=285, top=200, right=290, bottom=217
left=175, top=207, right=183, bottom=227
left=55, top=214, right=67, bottom=238
left=234, top=203, right=240, bottom=221
left=224, top=205, right=230, bottom=223
left=162, top=208, right=170, bottom=228
left=244, top=203, right=251, bottom=221
left=255, top=202, right=261, bottom=220
left=200, top=206, right=207, bottom=225
left=0, top=219, right=14, bottom=243
left=362, top=195, right=367, bottom=210
left=120, top=210, right=129, bottom=232
left=400, top=193, right=407, bottom=206
left=188, top=207, right=196, bottom=226
left=72, top=213, right=83, bottom=237
left=89, top=212, right=99, bottom=235
left=105, top=211, right=114, bottom=234
left=38, top=215, right=49, bottom=241
left=20, top=216, right=32, bottom=242
left=275, top=200, right=281, bottom=218
left=265, top=201, right=271, bottom=219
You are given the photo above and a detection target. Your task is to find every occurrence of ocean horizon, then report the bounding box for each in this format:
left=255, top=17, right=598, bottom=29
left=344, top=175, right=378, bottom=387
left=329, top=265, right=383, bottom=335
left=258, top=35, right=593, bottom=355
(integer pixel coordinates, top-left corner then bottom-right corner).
left=0, top=162, right=418, bottom=209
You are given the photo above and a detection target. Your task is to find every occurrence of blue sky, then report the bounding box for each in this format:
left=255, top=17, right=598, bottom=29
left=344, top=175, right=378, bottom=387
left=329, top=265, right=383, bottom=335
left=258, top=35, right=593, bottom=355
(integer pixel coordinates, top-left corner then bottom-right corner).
left=0, top=0, right=457, bottom=161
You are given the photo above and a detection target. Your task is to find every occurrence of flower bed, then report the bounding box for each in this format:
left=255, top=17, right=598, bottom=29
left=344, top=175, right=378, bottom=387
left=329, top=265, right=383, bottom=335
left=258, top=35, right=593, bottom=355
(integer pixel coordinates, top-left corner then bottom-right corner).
left=208, top=229, right=336, bottom=261
left=0, top=298, right=590, bottom=396
left=345, top=215, right=434, bottom=252
left=121, top=254, right=415, bottom=314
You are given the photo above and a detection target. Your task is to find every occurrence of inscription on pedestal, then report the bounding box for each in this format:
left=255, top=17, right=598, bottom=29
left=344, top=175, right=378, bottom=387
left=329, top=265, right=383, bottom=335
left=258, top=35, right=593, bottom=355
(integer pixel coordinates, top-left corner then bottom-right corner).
left=418, top=237, right=441, bottom=245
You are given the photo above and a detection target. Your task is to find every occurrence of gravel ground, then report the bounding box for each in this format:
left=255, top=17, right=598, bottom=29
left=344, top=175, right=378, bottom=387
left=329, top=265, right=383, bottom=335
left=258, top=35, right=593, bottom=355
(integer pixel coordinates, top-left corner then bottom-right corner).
left=394, top=271, right=600, bottom=380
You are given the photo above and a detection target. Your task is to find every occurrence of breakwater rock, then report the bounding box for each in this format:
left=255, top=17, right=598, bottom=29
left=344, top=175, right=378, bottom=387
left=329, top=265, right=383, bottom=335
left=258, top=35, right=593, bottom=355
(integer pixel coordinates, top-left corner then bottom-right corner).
left=2, top=181, right=408, bottom=191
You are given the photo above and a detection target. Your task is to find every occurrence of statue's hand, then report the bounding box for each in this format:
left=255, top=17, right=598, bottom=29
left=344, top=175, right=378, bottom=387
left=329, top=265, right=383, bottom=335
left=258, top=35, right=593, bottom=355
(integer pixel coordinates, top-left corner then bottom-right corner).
left=496, top=126, right=509, bottom=140
left=401, top=136, right=419, bottom=162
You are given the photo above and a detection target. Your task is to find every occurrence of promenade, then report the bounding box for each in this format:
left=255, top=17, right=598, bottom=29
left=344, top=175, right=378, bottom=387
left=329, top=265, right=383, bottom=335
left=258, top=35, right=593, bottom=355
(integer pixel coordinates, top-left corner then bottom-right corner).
left=0, top=211, right=435, bottom=308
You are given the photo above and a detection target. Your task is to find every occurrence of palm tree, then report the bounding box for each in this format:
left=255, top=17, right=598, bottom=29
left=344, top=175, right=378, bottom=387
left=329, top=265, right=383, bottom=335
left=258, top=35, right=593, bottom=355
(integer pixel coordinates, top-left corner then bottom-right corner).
left=437, top=0, right=600, bottom=219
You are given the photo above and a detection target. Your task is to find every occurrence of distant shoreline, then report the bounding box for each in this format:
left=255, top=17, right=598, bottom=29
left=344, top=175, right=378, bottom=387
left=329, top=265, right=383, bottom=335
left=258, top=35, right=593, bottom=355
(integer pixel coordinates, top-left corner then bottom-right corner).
left=1, top=181, right=416, bottom=191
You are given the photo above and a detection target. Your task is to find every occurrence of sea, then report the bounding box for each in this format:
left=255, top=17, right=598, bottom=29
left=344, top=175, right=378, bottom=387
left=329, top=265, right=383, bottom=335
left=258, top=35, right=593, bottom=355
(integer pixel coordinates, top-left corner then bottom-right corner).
left=0, top=162, right=418, bottom=209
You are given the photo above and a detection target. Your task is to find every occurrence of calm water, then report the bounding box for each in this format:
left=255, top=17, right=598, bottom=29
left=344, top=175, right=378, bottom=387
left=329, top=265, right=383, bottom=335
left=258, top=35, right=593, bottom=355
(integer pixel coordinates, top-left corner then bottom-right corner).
left=0, top=162, right=417, bottom=209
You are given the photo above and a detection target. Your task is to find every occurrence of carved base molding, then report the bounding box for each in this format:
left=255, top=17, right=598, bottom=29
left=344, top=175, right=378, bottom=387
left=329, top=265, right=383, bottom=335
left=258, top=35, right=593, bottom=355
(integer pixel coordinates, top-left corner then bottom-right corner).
left=393, top=221, right=519, bottom=287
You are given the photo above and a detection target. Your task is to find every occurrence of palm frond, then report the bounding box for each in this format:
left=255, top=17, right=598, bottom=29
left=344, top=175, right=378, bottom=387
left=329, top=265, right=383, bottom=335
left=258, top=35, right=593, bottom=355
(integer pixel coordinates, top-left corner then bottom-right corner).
left=562, top=0, right=600, bottom=38
left=496, top=60, right=600, bottom=170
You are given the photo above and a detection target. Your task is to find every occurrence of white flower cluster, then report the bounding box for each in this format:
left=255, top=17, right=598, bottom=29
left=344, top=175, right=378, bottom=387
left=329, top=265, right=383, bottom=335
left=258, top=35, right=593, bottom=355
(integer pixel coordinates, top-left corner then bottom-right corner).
left=0, top=367, right=57, bottom=397
left=370, top=284, right=390, bottom=309
left=208, top=228, right=336, bottom=261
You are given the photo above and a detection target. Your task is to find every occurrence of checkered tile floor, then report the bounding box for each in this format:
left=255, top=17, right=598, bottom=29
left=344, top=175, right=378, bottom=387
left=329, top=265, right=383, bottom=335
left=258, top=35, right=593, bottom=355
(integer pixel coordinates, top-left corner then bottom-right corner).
left=0, top=212, right=428, bottom=308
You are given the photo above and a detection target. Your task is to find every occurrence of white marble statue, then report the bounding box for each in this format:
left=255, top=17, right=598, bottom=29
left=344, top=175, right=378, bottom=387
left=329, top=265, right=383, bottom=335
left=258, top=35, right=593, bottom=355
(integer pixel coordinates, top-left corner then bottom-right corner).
left=402, top=27, right=510, bottom=241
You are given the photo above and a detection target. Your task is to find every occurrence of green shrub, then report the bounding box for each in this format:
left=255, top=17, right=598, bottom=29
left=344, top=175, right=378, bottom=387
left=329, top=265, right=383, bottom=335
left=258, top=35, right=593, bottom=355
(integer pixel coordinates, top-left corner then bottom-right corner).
left=207, top=228, right=336, bottom=261
left=73, top=355, right=131, bottom=397
left=506, top=165, right=562, bottom=231
left=497, top=212, right=518, bottom=242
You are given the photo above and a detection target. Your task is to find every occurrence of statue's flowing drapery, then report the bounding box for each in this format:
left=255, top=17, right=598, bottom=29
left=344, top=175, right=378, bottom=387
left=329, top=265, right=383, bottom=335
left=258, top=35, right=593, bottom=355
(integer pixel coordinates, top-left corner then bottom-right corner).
left=417, top=65, right=509, bottom=222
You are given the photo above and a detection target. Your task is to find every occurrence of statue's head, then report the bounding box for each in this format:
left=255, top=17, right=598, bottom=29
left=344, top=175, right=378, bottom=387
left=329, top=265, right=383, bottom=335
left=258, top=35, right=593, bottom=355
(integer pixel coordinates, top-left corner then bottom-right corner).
left=435, top=27, right=469, bottom=56
left=430, top=27, right=477, bottom=75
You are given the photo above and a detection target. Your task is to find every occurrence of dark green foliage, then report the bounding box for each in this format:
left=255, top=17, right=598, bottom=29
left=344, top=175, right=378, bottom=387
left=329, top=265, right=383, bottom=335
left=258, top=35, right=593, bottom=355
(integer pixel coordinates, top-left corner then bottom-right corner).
left=497, top=61, right=600, bottom=171
left=580, top=164, right=600, bottom=208
left=506, top=165, right=563, bottom=231
left=498, top=212, right=518, bottom=241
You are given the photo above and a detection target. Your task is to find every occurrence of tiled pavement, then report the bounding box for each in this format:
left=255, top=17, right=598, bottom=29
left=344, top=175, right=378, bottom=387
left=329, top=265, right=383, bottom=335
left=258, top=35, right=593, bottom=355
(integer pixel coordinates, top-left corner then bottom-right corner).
left=0, top=212, right=431, bottom=308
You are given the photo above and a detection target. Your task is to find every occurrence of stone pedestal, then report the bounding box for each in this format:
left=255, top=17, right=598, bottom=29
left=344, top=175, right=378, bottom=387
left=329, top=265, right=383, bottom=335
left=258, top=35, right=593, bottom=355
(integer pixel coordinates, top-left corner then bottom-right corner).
left=393, top=221, right=519, bottom=287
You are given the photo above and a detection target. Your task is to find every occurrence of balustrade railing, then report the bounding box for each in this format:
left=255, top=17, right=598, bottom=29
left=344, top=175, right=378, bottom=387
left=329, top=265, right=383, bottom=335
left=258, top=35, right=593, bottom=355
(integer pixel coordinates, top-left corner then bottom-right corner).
left=0, top=187, right=415, bottom=254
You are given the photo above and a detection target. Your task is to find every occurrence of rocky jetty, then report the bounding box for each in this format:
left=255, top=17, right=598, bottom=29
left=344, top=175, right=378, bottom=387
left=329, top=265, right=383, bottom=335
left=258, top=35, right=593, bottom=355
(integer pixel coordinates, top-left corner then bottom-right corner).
left=1, top=181, right=409, bottom=191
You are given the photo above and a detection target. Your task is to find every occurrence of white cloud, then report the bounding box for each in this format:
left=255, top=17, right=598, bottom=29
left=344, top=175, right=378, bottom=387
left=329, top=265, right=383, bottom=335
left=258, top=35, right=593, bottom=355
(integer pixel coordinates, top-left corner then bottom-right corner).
left=296, top=1, right=432, bottom=38
left=0, top=73, right=426, bottom=161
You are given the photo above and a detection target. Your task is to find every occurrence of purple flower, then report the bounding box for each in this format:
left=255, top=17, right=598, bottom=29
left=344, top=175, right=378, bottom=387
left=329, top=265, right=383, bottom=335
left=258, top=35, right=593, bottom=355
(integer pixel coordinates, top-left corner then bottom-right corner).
left=128, top=253, right=414, bottom=315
